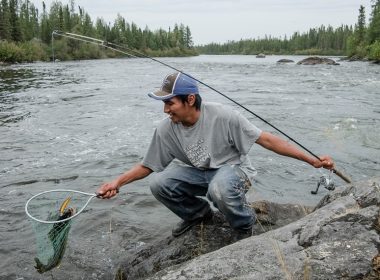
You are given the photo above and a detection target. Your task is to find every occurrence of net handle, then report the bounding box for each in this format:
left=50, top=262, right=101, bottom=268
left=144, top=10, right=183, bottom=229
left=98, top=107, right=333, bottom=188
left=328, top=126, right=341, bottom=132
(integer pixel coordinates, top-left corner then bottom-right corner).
left=25, top=189, right=97, bottom=224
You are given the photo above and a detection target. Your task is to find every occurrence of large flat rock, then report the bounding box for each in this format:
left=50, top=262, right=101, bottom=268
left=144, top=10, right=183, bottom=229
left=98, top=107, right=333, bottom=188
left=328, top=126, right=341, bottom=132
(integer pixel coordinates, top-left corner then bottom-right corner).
left=117, top=178, right=380, bottom=280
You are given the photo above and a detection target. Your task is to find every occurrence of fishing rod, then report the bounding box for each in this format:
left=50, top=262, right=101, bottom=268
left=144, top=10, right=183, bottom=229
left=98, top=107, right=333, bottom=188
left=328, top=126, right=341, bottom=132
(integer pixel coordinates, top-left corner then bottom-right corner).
left=52, top=30, right=351, bottom=185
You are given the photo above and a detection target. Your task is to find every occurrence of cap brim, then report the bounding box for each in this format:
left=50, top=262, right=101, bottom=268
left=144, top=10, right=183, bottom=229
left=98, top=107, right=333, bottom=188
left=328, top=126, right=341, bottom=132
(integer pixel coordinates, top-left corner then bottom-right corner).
left=148, top=91, right=175, bottom=101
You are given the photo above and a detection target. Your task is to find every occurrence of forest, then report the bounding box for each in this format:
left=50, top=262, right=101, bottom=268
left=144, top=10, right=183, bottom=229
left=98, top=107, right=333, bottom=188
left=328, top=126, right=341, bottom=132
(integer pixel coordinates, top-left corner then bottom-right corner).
left=1, top=0, right=380, bottom=63
left=0, top=0, right=196, bottom=62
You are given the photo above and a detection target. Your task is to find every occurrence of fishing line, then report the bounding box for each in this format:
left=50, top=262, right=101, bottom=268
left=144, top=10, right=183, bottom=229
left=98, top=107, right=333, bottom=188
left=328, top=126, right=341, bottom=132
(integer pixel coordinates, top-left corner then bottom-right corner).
left=52, top=31, right=351, bottom=183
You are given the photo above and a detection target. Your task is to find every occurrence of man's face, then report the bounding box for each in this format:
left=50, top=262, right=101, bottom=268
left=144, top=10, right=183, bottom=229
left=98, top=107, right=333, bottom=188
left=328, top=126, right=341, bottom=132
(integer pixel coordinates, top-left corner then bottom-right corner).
left=163, top=96, right=190, bottom=124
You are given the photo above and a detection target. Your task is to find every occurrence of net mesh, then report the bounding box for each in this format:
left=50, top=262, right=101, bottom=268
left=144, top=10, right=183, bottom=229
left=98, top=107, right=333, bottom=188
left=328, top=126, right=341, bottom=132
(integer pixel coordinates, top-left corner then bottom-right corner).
left=26, top=190, right=94, bottom=274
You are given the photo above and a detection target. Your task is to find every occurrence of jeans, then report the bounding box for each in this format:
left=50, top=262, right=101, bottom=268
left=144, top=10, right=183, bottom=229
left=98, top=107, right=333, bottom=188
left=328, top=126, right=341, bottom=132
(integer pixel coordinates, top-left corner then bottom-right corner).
left=150, top=164, right=255, bottom=230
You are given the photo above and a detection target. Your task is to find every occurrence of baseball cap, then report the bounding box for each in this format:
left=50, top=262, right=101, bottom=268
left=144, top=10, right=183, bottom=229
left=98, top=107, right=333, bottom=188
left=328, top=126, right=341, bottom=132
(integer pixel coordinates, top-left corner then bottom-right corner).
left=148, top=72, right=199, bottom=101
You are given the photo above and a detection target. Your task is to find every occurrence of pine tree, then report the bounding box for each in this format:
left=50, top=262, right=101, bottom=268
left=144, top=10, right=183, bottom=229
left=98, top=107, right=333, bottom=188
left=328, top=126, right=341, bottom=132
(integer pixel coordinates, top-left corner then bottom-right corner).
left=178, top=24, right=185, bottom=49
left=82, top=12, right=93, bottom=36
left=29, top=2, right=38, bottom=38
left=63, top=4, right=71, bottom=31
left=356, top=5, right=366, bottom=44
left=0, top=0, right=12, bottom=40
left=20, top=0, right=34, bottom=41
left=9, top=0, right=22, bottom=41
left=58, top=5, right=64, bottom=31
left=95, top=17, right=108, bottom=40
left=40, top=1, right=51, bottom=44
left=185, top=26, right=193, bottom=48
left=368, top=0, right=380, bottom=44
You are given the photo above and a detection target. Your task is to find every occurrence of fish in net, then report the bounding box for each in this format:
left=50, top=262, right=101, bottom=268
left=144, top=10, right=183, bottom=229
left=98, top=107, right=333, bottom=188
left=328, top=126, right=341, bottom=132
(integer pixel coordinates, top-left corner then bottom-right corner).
left=25, top=190, right=97, bottom=274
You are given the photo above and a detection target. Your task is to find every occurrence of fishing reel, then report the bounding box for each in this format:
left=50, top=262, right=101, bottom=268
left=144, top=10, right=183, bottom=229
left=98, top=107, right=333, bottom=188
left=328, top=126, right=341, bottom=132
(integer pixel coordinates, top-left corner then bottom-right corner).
left=311, top=170, right=335, bottom=194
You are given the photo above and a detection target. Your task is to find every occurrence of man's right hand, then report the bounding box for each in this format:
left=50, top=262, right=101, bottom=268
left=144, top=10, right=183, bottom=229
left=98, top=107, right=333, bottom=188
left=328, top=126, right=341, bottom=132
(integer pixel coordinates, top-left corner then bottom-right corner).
left=96, top=180, right=120, bottom=199
left=95, top=164, right=153, bottom=199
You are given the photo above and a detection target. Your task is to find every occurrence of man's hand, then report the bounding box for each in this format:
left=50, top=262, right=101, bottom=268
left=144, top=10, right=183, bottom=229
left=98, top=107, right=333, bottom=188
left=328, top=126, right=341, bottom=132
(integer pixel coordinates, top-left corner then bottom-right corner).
left=96, top=180, right=120, bottom=199
left=95, top=164, right=152, bottom=199
left=312, top=155, right=335, bottom=170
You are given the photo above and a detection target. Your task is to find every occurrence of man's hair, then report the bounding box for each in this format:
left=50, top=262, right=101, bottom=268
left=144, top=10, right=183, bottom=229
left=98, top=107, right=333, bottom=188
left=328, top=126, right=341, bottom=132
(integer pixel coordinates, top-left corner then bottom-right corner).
left=178, top=94, right=202, bottom=110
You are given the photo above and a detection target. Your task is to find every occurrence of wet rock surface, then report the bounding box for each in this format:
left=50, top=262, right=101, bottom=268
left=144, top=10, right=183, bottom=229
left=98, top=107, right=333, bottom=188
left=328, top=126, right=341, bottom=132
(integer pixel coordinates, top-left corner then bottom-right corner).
left=117, top=178, right=380, bottom=280
left=277, top=59, right=295, bottom=63
left=297, top=56, right=340, bottom=65
left=116, top=201, right=312, bottom=279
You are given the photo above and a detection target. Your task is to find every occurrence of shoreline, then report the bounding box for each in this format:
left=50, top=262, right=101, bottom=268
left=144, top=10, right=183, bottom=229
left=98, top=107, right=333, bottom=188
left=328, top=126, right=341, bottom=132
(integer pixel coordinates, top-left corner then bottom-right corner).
left=2, top=55, right=380, bottom=66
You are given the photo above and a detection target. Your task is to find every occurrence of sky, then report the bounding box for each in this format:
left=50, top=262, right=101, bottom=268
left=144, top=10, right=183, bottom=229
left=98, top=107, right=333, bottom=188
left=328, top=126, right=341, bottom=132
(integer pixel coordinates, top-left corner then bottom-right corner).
left=35, top=0, right=372, bottom=45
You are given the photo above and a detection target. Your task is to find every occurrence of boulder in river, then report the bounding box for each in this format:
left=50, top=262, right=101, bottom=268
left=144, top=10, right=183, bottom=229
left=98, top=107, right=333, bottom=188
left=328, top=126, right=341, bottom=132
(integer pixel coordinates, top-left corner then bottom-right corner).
left=297, top=56, right=340, bottom=65
left=277, top=59, right=295, bottom=63
left=117, top=177, right=380, bottom=280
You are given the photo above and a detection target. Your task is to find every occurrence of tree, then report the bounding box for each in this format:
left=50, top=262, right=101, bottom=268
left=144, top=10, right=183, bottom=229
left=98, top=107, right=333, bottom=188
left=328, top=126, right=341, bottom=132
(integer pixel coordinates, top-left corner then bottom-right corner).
left=40, top=1, right=50, bottom=44
left=19, top=0, right=39, bottom=40
left=113, top=14, right=126, bottom=44
left=95, top=17, right=109, bottom=40
left=62, top=4, right=71, bottom=31
left=0, top=0, right=12, bottom=40
left=9, top=0, right=23, bottom=41
left=82, top=12, right=93, bottom=36
left=185, top=26, right=193, bottom=48
left=356, top=5, right=366, bottom=44
left=368, top=0, right=380, bottom=44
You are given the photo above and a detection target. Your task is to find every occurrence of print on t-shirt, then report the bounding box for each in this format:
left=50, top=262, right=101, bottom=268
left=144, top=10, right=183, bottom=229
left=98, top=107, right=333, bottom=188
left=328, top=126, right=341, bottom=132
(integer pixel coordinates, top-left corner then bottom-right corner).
left=184, top=138, right=211, bottom=167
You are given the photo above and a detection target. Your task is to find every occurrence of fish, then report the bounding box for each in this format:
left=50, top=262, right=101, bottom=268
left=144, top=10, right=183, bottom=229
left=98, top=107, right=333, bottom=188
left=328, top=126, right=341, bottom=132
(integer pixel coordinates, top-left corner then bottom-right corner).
left=59, top=196, right=72, bottom=215
left=34, top=197, right=76, bottom=274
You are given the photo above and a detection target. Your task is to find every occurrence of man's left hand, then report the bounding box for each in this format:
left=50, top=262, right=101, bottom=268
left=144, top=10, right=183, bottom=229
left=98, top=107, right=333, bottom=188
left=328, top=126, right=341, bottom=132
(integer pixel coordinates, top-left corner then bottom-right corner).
left=313, top=155, right=334, bottom=170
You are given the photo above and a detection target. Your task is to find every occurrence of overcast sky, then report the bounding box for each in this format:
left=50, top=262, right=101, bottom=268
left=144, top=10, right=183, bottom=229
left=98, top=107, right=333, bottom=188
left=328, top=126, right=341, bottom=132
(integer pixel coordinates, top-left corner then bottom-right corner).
left=35, top=0, right=372, bottom=45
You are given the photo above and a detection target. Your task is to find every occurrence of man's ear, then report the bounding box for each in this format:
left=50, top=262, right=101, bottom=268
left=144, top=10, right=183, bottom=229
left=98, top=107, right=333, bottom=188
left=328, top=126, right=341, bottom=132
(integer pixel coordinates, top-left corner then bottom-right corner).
left=187, top=94, right=196, bottom=106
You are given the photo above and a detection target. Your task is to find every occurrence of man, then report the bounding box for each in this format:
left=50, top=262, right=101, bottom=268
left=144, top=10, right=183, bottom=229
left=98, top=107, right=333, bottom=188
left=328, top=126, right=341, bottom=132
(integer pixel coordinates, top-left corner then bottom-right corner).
left=97, top=72, right=334, bottom=238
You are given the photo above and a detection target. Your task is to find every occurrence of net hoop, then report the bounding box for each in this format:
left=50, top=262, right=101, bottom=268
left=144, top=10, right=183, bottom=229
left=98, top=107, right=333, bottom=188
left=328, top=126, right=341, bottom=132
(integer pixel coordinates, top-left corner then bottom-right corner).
left=25, top=189, right=97, bottom=224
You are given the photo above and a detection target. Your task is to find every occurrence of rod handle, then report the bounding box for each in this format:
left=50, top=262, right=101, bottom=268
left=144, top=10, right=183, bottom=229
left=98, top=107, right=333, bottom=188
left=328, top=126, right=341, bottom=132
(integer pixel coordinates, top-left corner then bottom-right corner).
left=333, top=168, right=351, bottom=183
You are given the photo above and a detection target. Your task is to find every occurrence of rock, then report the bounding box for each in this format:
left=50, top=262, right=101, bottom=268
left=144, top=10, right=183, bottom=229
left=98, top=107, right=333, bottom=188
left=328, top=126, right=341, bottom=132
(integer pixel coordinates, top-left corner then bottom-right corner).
left=297, top=56, right=340, bottom=65
left=116, top=178, right=380, bottom=280
left=346, top=55, right=370, bottom=62
left=277, top=59, right=294, bottom=63
left=116, top=201, right=312, bottom=280
left=256, top=53, right=266, bottom=58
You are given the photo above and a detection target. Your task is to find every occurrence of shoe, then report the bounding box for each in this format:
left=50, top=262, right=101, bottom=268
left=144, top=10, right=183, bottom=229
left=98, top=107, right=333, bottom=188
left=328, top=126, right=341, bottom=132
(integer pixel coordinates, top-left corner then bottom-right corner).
left=172, top=210, right=213, bottom=237
left=232, top=227, right=253, bottom=242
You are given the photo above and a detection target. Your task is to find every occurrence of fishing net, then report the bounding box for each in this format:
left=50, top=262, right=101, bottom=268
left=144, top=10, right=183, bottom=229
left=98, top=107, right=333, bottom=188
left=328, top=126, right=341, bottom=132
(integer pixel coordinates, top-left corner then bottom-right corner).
left=25, top=189, right=96, bottom=274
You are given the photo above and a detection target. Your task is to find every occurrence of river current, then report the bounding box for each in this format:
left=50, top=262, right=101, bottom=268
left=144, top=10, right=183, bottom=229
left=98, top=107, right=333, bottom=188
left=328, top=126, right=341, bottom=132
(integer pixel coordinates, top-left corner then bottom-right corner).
left=0, top=55, right=379, bottom=279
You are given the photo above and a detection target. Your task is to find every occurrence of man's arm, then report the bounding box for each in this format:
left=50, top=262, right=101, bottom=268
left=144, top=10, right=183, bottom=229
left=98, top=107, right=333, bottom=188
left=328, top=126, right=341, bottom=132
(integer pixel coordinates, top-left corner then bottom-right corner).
left=255, top=131, right=334, bottom=169
left=96, top=163, right=153, bottom=199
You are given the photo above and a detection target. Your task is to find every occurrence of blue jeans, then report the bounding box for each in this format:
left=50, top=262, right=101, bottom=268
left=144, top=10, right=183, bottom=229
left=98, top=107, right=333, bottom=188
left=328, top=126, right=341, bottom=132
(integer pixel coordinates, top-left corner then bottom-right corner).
left=150, top=165, right=255, bottom=230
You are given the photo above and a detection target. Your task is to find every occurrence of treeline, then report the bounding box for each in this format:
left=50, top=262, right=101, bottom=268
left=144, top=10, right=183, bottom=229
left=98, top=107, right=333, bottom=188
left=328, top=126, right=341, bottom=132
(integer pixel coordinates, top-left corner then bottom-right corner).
left=197, top=25, right=353, bottom=56
left=0, top=0, right=197, bottom=63
left=198, top=1, right=380, bottom=61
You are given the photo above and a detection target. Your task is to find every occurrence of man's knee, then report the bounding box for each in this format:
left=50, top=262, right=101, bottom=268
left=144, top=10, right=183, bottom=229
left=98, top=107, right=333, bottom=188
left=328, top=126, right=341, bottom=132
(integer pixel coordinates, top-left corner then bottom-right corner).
left=207, top=179, right=238, bottom=212
left=207, top=167, right=235, bottom=202
left=150, top=173, right=168, bottom=197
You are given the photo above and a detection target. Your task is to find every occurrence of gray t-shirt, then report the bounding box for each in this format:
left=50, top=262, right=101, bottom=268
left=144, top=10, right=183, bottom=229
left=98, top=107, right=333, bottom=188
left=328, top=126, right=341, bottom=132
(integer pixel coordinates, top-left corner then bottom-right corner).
left=142, top=102, right=262, bottom=180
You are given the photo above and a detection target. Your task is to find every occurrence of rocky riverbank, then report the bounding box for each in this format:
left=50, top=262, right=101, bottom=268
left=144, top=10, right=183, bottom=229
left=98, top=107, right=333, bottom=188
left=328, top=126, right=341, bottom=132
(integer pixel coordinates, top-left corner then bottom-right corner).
left=116, top=177, right=380, bottom=279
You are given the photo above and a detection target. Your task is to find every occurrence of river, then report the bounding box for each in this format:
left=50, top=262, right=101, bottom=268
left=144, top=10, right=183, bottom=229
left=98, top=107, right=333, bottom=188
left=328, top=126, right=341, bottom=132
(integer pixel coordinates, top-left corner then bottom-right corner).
left=0, top=55, right=379, bottom=279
